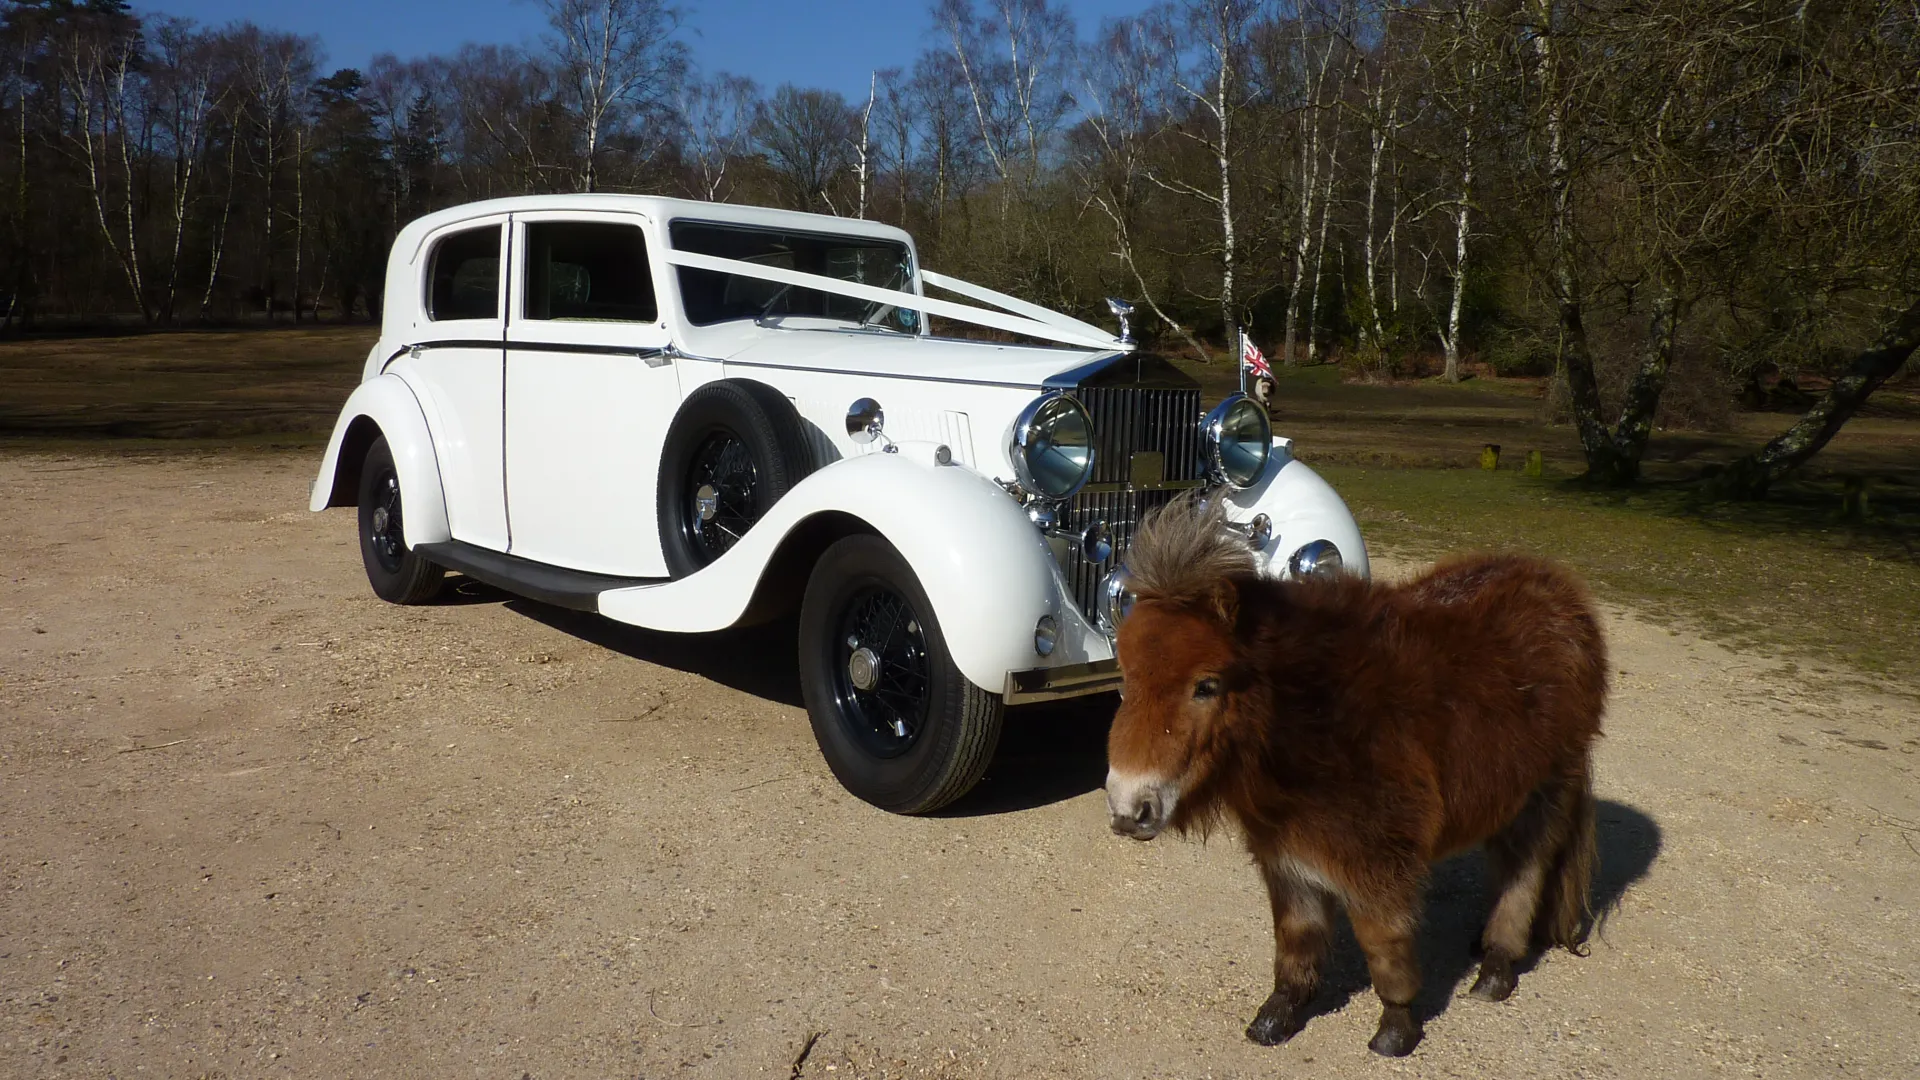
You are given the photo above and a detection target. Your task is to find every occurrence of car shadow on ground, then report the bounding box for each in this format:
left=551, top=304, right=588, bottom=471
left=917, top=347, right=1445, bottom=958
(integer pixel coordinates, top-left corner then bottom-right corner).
left=937, top=693, right=1119, bottom=818
left=1281, top=799, right=1663, bottom=1035
left=461, top=572, right=1116, bottom=814
left=487, top=588, right=808, bottom=708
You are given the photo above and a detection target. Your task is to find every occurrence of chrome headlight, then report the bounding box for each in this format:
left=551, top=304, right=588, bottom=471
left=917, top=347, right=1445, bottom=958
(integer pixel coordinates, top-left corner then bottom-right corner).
left=1203, top=393, right=1273, bottom=489
left=1097, top=566, right=1135, bottom=636
left=1288, top=540, right=1343, bottom=581
left=1011, top=392, right=1095, bottom=500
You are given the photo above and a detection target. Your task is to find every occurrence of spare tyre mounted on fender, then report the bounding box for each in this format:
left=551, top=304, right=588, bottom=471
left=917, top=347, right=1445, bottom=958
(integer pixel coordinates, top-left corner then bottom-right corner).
left=655, top=377, right=1003, bottom=815
left=657, top=379, right=817, bottom=577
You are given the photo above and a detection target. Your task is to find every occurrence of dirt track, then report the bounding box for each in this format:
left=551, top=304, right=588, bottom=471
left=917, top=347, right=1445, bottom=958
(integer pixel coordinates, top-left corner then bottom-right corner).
left=3, top=451, right=1916, bottom=1079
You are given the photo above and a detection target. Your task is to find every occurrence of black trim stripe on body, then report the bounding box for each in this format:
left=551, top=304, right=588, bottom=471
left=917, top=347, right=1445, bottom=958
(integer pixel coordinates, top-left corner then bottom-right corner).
left=385, top=338, right=670, bottom=367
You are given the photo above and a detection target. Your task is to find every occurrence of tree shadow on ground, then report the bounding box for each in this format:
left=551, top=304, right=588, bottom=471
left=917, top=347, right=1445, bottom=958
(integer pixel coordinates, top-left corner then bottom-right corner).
left=1288, top=799, right=1663, bottom=1034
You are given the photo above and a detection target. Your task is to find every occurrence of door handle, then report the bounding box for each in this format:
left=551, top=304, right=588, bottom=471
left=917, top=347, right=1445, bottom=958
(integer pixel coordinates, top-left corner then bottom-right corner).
left=641, top=349, right=672, bottom=368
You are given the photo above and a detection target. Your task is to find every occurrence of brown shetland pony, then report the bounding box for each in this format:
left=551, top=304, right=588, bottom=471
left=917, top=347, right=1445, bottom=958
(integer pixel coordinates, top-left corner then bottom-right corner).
left=1105, top=496, right=1606, bottom=1057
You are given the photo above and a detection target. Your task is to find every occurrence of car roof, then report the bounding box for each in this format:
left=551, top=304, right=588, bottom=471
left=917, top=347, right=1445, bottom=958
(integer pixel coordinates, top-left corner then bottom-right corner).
left=396, top=194, right=915, bottom=260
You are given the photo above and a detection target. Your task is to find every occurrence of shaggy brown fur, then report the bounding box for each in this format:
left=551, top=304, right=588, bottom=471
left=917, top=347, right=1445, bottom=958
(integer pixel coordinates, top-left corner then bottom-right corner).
left=1106, top=495, right=1607, bottom=1058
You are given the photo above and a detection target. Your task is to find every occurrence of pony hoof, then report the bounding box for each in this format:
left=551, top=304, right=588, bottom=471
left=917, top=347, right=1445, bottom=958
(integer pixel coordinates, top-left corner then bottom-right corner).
left=1467, top=963, right=1517, bottom=1002
left=1244, top=995, right=1307, bottom=1046
left=1367, top=1007, right=1422, bottom=1057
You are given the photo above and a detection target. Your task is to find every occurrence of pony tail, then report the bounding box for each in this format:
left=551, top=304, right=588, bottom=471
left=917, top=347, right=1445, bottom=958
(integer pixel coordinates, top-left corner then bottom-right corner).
left=1543, top=761, right=1598, bottom=955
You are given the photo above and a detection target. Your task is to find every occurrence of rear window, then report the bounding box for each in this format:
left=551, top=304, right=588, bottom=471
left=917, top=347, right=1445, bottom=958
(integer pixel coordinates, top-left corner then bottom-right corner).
left=426, top=225, right=500, bottom=321
left=670, top=220, right=917, bottom=331
left=523, top=221, right=657, bottom=323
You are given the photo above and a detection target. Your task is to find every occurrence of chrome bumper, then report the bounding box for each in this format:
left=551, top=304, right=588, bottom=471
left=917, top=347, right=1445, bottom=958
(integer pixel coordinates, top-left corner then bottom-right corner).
left=1003, top=659, right=1122, bottom=705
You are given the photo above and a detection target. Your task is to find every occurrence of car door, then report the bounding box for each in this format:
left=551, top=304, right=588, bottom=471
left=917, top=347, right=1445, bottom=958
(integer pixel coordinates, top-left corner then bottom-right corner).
left=504, top=211, right=682, bottom=577
left=392, top=217, right=509, bottom=551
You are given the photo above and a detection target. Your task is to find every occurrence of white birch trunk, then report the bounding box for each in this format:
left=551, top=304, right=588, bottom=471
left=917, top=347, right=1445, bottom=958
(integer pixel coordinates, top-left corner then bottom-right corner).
left=1283, top=19, right=1337, bottom=366
left=856, top=71, right=876, bottom=219
left=1215, top=27, right=1236, bottom=344
left=1441, top=122, right=1472, bottom=382
left=293, top=127, right=306, bottom=321
left=202, top=126, right=239, bottom=319
left=1304, top=135, right=1340, bottom=364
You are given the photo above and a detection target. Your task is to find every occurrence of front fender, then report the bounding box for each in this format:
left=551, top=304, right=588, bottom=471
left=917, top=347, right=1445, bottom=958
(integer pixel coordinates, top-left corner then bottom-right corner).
left=309, top=375, right=452, bottom=550
left=597, top=449, right=1059, bottom=694
left=1226, top=439, right=1370, bottom=579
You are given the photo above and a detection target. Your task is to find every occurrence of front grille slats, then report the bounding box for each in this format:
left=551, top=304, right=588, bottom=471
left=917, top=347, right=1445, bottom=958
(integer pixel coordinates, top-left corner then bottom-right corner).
left=1061, top=385, right=1205, bottom=621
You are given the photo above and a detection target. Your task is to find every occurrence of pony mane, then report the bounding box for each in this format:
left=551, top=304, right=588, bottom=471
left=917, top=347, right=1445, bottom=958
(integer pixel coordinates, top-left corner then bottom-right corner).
left=1126, top=492, right=1258, bottom=603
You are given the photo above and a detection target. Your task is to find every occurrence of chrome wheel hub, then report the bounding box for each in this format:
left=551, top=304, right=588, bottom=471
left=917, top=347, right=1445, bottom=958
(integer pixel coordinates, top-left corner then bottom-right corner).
left=695, top=483, right=720, bottom=522
left=847, top=646, right=880, bottom=692
left=371, top=506, right=390, bottom=533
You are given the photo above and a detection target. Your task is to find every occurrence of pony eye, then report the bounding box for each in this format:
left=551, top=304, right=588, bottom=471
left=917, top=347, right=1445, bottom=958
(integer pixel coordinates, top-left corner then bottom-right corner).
left=1192, top=677, right=1221, bottom=701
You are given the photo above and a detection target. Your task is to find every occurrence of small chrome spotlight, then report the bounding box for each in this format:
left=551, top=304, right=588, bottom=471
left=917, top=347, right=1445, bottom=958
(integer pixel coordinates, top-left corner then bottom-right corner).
left=1081, top=521, right=1113, bottom=563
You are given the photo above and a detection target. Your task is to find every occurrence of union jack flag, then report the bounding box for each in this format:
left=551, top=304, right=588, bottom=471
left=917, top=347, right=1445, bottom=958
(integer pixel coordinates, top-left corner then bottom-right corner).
left=1241, top=331, right=1273, bottom=380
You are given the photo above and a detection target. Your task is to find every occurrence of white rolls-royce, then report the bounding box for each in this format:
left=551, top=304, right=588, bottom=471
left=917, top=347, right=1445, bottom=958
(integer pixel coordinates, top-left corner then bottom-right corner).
left=310, top=195, right=1367, bottom=813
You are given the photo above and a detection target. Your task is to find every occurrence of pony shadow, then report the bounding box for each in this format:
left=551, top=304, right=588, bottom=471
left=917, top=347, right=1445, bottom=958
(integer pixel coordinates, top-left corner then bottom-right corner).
left=500, top=598, right=807, bottom=708
left=1298, top=798, right=1663, bottom=1027
left=935, top=692, right=1118, bottom=817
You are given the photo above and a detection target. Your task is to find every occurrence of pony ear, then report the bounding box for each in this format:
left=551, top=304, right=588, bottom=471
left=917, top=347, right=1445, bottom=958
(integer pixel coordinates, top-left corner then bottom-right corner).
left=1206, top=576, right=1240, bottom=629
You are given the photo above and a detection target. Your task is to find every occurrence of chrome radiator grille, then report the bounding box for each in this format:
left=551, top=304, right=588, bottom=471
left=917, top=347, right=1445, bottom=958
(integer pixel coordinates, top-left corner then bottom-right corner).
left=1076, top=386, right=1206, bottom=485
left=1059, top=386, right=1206, bottom=621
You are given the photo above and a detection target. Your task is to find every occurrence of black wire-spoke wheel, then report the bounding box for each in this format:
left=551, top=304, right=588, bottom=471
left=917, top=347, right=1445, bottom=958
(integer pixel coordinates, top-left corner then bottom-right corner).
left=831, top=585, right=932, bottom=758
left=658, top=380, right=816, bottom=578
left=683, top=431, right=761, bottom=562
left=356, top=435, right=445, bottom=605
left=800, top=535, right=1003, bottom=814
left=367, top=465, right=407, bottom=574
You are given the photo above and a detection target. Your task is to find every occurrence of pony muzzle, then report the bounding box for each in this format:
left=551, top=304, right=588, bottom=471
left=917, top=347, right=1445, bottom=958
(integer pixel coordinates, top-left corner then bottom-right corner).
left=1105, top=770, right=1178, bottom=840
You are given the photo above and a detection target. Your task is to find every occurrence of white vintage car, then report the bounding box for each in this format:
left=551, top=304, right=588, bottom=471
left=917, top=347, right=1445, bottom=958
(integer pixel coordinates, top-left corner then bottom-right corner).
left=311, top=195, right=1366, bottom=813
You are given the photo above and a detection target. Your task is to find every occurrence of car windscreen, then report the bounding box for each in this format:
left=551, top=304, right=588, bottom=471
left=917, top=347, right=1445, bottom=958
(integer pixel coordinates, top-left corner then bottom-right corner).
left=669, top=220, right=919, bottom=332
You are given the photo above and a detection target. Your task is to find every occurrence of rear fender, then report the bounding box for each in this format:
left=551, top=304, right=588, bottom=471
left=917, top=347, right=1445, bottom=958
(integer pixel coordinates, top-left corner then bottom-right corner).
left=309, top=375, right=452, bottom=549
left=597, top=447, right=1060, bottom=694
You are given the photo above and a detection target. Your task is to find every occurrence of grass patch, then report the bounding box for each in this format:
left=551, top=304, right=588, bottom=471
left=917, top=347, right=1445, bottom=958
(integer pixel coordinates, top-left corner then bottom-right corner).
left=0, top=325, right=374, bottom=441
left=1322, top=463, right=1920, bottom=686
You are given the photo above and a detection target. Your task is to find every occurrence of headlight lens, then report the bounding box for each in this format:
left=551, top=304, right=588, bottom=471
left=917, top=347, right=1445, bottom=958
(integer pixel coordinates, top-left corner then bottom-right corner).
left=1011, top=392, right=1095, bottom=499
left=1204, top=394, right=1273, bottom=489
left=1288, top=540, right=1343, bottom=581
left=1098, top=566, right=1135, bottom=636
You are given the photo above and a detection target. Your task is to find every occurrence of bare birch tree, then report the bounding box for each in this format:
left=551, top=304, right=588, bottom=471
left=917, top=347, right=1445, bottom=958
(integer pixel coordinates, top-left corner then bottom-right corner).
left=540, top=0, right=687, bottom=192
left=57, top=10, right=148, bottom=320
left=676, top=72, right=757, bottom=202
left=1076, top=13, right=1211, bottom=361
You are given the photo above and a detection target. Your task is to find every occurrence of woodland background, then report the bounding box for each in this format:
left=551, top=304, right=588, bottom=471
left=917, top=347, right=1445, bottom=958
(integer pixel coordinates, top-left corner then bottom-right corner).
left=3, top=0, right=1917, bottom=491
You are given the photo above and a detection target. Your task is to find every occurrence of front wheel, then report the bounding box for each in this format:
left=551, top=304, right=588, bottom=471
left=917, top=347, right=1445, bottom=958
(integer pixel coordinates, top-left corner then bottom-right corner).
left=798, top=535, right=1003, bottom=814
left=357, top=435, right=446, bottom=604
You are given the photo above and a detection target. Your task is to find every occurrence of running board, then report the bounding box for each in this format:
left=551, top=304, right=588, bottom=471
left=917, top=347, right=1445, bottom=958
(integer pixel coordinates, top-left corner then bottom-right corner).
left=415, top=541, right=664, bottom=613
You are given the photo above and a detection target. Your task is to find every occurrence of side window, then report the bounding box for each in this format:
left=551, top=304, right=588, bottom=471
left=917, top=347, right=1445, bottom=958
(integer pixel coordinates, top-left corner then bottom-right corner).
left=427, top=225, right=501, bottom=321
left=524, top=221, right=657, bottom=323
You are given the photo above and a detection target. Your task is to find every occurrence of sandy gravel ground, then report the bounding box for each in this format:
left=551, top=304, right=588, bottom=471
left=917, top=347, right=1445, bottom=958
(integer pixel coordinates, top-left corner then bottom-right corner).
left=2, top=452, right=1916, bottom=1079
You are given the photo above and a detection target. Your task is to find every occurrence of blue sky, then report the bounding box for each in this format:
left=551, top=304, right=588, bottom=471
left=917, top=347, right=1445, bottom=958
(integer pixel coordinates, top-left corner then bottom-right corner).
left=146, top=1, right=1151, bottom=102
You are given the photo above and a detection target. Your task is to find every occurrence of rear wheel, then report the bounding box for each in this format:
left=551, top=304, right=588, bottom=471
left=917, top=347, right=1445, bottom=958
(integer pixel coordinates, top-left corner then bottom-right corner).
left=357, top=435, right=446, bottom=604
left=799, top=535, right=1003, bottom=814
